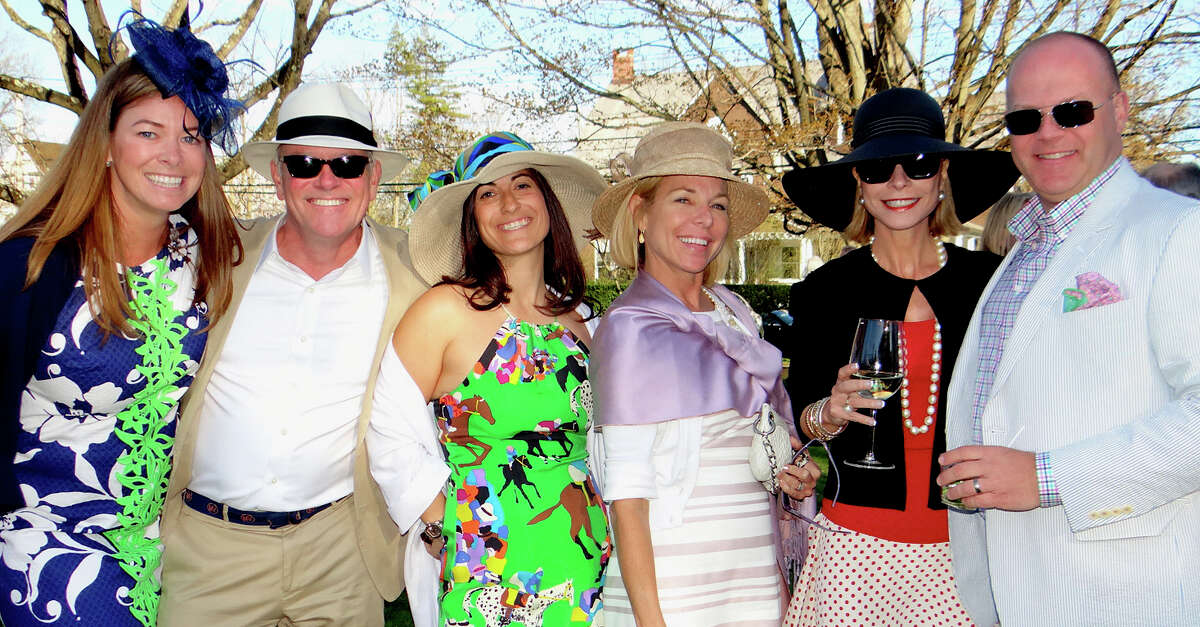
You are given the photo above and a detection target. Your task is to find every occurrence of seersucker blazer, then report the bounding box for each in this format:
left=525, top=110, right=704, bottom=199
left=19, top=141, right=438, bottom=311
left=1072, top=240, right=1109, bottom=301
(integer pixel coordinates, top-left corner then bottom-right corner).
left=944, top=160, right=1200, bottom=626
left=160, top=215, right=428, bottom=602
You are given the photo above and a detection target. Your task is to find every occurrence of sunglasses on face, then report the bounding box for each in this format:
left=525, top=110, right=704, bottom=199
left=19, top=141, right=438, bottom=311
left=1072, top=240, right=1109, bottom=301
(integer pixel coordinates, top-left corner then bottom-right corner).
left=1003, top=98, right=1110, bottom=136
left=855, top=153, right=942, bottom=185
left=280, top=154, right=371, bottom=179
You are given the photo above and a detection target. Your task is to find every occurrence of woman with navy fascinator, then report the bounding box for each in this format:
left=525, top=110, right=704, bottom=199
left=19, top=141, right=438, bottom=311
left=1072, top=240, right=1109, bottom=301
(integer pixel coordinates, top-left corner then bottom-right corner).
left=0, top=11, right=244, bottom=626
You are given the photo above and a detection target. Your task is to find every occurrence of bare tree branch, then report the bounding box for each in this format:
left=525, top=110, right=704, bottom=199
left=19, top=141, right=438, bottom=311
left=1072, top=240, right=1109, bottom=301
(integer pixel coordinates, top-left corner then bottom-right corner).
left=0, top=0, right=372, bottom=185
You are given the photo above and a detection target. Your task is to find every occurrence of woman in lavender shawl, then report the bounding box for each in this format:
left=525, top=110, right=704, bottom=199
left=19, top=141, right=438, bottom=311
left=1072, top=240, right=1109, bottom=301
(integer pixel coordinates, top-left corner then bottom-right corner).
left=589, top=122, right=821, bottom=627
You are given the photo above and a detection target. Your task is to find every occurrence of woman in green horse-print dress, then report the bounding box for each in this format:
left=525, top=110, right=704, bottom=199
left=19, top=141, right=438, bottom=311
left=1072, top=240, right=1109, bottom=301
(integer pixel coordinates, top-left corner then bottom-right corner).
left=388, top=132, right=610, bottom=626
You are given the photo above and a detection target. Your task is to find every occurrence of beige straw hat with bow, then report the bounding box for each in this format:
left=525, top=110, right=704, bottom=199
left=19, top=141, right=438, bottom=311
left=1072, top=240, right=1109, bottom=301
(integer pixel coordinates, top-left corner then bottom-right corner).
left=591, top=122, right=769, bottom=239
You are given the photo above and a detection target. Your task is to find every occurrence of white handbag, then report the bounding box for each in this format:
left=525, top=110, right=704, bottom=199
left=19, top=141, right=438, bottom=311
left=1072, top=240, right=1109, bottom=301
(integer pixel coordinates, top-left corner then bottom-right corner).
left=749, top=403, right=793, bottom=493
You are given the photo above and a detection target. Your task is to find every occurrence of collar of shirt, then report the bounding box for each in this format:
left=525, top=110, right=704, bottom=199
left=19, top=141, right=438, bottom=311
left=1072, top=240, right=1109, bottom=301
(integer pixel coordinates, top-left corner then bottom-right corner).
left=1008, top=157, right=1123, bottom=248
left=257, top=218, right=376, bottom=285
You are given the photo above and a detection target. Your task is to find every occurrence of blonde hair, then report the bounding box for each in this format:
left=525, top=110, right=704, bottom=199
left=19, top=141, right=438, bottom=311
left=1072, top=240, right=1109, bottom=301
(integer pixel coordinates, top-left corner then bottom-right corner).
left=982, top=191, right=1033, bottom=255
left=0, top=58, right=242, bottom=335
left=843, top=160, right=962, bottom=243
left=608, top=176, right=731, bottom=286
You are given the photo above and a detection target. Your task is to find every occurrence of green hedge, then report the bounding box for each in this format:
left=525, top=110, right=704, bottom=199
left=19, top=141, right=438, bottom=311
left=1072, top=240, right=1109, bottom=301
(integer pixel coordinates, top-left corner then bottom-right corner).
left=726, top=284, right=791, bottom=313
left=587, top=282, right=790, bottom=314
left=585, top=282, right=625, bottom=314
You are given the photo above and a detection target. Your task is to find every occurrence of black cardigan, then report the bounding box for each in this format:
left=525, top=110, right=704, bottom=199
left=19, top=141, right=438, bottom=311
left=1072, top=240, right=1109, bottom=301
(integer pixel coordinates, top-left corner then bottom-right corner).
left=0, top=237, right=80, bottom=512
left=786, top=244, right=1000, bottom=510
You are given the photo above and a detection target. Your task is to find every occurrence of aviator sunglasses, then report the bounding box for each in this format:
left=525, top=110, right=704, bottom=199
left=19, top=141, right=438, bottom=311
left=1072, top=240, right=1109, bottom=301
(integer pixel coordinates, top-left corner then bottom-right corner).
left=1004, top=96, right=1113, bottom=136
left=280, top=154, right=371, bottom=179
left=855, top=153, right=941, bottom=184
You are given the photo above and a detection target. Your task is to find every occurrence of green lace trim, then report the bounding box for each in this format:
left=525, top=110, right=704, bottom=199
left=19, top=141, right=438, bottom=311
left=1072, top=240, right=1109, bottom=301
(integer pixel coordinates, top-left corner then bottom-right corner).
left=103, top=257, right=188, bottom=627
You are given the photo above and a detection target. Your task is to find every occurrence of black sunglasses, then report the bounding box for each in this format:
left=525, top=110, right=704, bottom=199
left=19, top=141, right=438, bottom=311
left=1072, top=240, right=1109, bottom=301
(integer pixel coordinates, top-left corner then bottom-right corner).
left=1004, top=98, right=1109, bottom=136
left=280, top=154, right=371, bottom=179
left=855, top=153, right=941, bottom=185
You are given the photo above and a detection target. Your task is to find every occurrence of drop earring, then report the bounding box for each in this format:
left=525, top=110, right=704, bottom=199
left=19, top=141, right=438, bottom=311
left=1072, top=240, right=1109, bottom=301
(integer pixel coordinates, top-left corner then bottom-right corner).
left=638, top=230, right=644, bottom=244
left=105, top=160, right=112, bottom=168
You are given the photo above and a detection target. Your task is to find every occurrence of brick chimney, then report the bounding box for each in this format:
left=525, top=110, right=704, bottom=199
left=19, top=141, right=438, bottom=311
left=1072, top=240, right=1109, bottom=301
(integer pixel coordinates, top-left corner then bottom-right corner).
left=612, top=49, right=634, bottom=86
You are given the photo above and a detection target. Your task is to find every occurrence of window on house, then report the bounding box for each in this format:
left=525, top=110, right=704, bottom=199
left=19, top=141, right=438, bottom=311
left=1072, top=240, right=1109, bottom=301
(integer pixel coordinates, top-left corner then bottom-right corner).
left=781, top=245, right=802, bottom=278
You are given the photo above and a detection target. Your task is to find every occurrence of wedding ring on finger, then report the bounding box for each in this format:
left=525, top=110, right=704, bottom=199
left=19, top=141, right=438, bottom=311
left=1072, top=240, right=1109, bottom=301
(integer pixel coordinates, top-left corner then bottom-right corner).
left=973, top=478, right=983, bottom=494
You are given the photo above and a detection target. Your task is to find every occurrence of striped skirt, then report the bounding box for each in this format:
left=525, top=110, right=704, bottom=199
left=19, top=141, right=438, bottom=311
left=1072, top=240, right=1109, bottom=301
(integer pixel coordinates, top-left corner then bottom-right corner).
left=603, top=410, right=783, bottom=626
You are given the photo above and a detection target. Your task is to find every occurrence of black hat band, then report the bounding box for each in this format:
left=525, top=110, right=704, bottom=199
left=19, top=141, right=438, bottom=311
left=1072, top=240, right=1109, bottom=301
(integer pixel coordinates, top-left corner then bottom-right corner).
left=854, top=115, right=945, bottom=147
left=276, top=115, right=378, bottom=147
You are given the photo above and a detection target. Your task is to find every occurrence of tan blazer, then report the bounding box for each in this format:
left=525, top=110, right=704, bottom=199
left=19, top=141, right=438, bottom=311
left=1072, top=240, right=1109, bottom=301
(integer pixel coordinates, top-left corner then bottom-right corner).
left=162, top=215, right=427, bottom=601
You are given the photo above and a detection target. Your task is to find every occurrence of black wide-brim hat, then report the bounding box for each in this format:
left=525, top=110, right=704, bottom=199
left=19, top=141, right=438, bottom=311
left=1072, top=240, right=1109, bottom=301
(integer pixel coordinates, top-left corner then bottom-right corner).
left=782, top=88, right=1020, bottom=231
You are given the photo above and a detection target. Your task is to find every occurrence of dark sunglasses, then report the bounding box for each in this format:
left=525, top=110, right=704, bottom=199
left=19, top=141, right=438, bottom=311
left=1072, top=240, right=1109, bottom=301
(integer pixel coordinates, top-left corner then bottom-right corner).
left=280, top=154, right=371, bottom=179
left=855, top=153, right=941, bottom=185
left=1004, top=98, right=1109, bottom=136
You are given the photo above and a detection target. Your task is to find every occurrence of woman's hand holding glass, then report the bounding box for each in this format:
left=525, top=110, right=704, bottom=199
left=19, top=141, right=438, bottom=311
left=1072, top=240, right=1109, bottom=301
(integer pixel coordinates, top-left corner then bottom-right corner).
left=825, top=363, right=885, bottom=430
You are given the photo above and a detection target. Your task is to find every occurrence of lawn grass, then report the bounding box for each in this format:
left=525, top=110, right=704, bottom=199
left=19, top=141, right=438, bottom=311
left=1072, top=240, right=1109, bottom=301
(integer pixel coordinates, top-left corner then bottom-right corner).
left=384, top=591, right=415, bottom=627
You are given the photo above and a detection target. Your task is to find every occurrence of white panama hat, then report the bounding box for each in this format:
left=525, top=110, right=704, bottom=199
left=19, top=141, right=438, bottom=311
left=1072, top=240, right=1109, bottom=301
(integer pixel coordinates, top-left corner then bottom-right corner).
left=241, top=82, right=409, bottom=181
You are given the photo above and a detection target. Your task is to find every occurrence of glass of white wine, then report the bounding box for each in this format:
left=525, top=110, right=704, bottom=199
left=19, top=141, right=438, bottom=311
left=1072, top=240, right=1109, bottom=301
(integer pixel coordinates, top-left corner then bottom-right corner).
left=844, top=318, right=904, bottom=470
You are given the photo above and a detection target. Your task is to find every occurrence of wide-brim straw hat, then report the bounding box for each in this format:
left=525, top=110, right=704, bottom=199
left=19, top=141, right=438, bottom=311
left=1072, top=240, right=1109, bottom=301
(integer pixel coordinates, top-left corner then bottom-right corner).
left=407, top=133, right=607, bottom=285
left=591, top=122, right=769, bottom=240
left=242, top=82, right=409, bottom=182
left=782, top=87, right=1020, bottom=231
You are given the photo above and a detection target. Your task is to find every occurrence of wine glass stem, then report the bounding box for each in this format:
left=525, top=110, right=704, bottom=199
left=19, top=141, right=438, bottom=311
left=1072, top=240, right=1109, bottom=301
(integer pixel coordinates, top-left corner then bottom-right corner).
left=865, top=406, right=880, bottom=461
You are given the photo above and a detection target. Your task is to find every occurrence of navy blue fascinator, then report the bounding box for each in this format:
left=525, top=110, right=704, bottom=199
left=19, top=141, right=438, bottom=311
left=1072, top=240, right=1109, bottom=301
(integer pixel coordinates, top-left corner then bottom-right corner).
left=116, top=10, right=247, bottom=154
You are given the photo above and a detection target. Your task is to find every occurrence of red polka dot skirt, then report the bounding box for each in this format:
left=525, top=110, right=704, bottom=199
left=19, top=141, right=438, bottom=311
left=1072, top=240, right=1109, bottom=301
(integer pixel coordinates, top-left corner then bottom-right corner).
left=782, top=513, right=974, bottom=627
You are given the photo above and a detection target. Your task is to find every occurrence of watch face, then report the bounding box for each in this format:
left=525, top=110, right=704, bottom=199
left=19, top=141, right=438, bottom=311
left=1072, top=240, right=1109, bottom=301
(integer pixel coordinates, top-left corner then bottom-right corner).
left=421, top=520, right=443, bottom=543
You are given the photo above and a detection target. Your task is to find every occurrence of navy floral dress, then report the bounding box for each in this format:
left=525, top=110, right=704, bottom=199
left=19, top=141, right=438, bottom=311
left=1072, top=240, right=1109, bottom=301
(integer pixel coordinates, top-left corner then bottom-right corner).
left=0, top=214, right=207, bottom=626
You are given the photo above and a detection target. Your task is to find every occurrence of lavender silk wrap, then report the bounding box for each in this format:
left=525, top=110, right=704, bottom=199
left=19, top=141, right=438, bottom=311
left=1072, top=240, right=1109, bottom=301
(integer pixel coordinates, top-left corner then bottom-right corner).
left=592, top=272, right=793, bottom=427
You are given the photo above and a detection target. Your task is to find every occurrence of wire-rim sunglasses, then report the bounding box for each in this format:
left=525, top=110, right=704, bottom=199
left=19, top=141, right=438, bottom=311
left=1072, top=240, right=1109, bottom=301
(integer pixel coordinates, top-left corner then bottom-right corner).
left=280, top=154, right=372, bottom=179
left=854, top=153, right=942, bottom=185
left=1004, top=94, right=1117, bottom=136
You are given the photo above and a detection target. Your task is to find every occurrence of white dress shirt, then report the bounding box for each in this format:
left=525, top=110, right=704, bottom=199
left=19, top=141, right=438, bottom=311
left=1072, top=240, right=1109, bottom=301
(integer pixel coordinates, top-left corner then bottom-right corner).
left=187, top=220, right=388, bottom=511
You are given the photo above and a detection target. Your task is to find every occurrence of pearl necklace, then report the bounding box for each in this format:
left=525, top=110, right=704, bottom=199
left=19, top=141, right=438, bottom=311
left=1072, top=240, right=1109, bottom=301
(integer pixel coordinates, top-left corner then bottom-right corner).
left=869, top=237, right=947, bottom=272
left=900, top=320, right=941, bottom=435
left=700, top=286, right=752, bottom=335
left=867, top=237, right=945, bottom=435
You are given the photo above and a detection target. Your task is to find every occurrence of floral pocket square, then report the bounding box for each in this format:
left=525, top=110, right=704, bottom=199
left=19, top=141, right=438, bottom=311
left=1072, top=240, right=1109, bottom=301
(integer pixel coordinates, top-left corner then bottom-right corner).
left=1062, top=272, right=1123, bottom=312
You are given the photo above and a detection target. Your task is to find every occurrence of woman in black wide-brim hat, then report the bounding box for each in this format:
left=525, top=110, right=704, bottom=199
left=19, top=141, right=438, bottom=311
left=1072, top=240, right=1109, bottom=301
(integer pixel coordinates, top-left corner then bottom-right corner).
left=780, top=88, right=1020, bottom=626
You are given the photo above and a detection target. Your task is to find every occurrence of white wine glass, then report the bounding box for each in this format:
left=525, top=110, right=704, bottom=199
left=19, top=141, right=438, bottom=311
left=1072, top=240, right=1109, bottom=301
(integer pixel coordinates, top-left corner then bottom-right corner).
left=844, top=318, right=904, bottom=470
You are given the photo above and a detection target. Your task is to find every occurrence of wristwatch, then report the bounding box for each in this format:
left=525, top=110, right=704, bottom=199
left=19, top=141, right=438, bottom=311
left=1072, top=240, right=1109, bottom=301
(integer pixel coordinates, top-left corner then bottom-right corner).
left=420, top=519, right=443, bottom=546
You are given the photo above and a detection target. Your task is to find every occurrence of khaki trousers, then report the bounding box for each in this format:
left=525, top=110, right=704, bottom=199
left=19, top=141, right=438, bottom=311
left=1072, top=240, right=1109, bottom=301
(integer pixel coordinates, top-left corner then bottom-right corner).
left=159, top=496, right=383, bottom=627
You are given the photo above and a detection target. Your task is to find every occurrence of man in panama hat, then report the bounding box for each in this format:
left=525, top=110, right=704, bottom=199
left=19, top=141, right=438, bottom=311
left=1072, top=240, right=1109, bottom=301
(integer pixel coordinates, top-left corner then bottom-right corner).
left=159, top=82, right=426, bottom=626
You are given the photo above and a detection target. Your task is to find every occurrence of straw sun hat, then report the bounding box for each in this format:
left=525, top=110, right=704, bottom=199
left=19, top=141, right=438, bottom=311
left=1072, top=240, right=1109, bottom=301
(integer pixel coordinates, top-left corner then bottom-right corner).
left=406, top=132, right=608, bottom=285
left=591, top=122, right=769, bottom=240
left=782, top=88, right=1020, bottom=231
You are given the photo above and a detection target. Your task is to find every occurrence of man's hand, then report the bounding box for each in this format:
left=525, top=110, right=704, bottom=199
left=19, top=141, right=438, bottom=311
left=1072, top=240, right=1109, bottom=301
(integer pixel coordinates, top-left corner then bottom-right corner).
left=937, top=446, right=1041, bottom=511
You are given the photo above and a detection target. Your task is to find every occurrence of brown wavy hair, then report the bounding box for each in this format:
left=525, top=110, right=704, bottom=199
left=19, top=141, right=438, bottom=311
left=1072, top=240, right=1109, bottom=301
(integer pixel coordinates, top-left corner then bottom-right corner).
left=0, top=58, right=242, bottom=335
left=440, top=168, right=589, bottom=318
